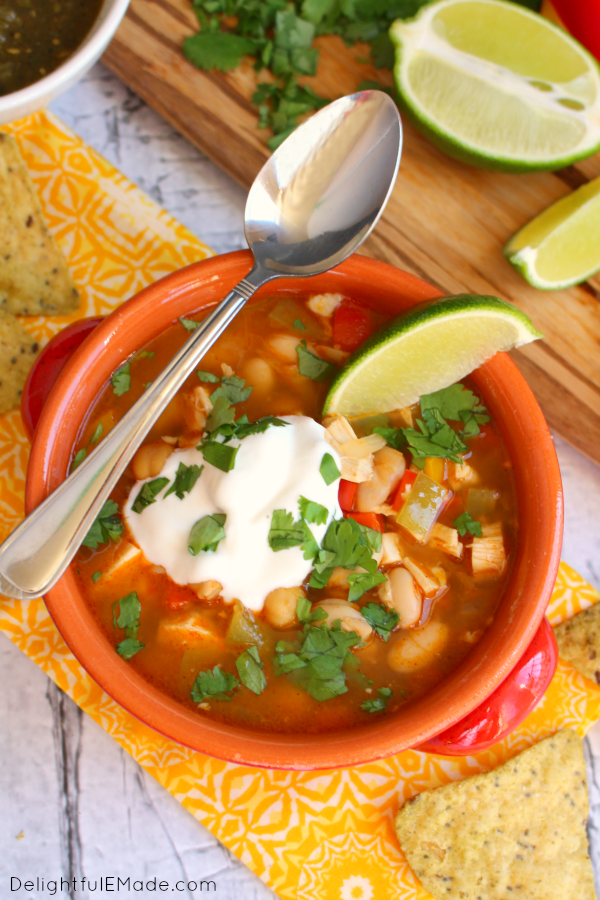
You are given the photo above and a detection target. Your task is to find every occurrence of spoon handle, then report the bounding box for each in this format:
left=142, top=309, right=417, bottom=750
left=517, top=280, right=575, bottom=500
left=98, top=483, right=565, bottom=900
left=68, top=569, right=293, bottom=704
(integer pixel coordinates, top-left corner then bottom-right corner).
left=0, top=272, right=263, bottom=601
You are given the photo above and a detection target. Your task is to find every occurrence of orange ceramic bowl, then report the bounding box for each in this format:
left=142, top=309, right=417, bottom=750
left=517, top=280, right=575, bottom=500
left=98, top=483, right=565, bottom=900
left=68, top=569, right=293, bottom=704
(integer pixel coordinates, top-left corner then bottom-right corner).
left=26, top=251, right=563, bottom=770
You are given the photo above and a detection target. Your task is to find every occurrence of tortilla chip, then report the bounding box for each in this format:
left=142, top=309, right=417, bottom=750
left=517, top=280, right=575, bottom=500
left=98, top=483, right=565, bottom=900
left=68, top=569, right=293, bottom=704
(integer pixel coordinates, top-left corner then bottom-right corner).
left=395, top=730, right=595, bottom=900
left=554, top=602, right=600, bottom=686
left=0, top=132, right=79, bottom=316
left=0, top=310, right=39, bottom=414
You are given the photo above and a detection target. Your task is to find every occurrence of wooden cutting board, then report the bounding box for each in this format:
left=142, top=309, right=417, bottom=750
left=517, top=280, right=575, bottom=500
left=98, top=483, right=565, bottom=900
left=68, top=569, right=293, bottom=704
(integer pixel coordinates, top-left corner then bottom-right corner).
left=103, top=0, right=600, bottom=465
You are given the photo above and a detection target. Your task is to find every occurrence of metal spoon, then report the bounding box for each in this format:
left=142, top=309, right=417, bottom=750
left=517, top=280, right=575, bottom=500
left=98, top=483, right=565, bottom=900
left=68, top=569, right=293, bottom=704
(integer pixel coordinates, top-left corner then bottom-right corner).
left=0, top=90, right=402, bottom=601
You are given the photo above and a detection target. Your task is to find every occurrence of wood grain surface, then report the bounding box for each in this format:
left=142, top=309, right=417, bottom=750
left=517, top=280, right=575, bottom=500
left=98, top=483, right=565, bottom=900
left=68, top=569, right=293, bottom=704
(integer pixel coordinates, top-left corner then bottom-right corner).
left=103, top=0, right=600, bottom=464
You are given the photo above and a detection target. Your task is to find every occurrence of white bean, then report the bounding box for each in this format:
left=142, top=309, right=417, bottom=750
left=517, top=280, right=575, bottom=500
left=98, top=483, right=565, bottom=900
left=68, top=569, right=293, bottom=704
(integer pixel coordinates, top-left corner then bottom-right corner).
left=387, top=620, right=449, bottom=673
left=267, top=333, right=301, bottom=364
left=132, top=441, right=173, bottom=480
left=384, top=566, right=422, bottom=627
left=241, top=357, right=275, bottom=394
left=264, top=587, right=303, bottom=629
left=314, top=600, right=373, bottom=641
left=355, top=446, right=406, bottom=511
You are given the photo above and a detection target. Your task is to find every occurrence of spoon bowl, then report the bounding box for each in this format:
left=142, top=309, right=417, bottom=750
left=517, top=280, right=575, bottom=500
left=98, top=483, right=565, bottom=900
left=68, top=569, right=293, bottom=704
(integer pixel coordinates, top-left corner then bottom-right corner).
left=0, top=90, right=402, bottom=600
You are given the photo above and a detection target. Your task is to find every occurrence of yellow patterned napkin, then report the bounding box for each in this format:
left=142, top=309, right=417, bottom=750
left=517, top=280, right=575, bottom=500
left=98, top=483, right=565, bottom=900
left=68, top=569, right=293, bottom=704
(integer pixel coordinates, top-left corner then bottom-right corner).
left=1, top=112, right=600, bottom=900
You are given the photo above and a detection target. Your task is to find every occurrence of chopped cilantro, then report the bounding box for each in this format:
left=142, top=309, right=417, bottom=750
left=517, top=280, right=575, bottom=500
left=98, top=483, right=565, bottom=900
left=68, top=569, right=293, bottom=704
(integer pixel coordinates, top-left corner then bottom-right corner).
left=360, top=602, right=399, bottom=640
left=89, top=422, right=103, bottom=445
left=196, top=369, right=220, bottom=383
left=296, top=596, right=328, bottom=624
left=236, top=645, right=267, bottom=695
left=309, top=516, right=379, bottom=589
left=273, top=650, right=307, bottom=676
left=111, top=362, right=130, bottom=397
left=116, top=638, right=145, bottom=660
left=191, top=665, right=239, bottom=703
left=296, top=341, right=336, bottom=382
left=82, top=499, right=124, bottom=549
left=137, top=350, right=155, bottom=360
left=320, top=452, right=341, bottom=485
left=188, top=513, right=227, bottom=555
left=144, top=381, right=152, bottom=390
left=179, top=317, right=201, bottom=332
left=92, top=570, right=102, bottom=583
left=421, top=383, right=481, bottom=421
left=372, top=426, right=408, bottom=451
left=164, top=462, right=203, bottom=500
left=183, top=30, right=256, bottom=72
left=402, top=409, right=467, bottom=466
left=361, top=687, right=393, bottom=713
left=72, top=448, right=86, bottom=470
left=235, top=416, right=288, bottom=439
left=347, top=571, right=387, bottom=603
left=131, top=477, right=170, bottom=514
left=112, top=591, right=141, bottom=638
left=200, top=440, right=239, bottom=472
left=211, top=374, right=252, bottom=405
left=298, top=496, right=328, bottom=525
left=453, top=511, right=482, bottom=538
left=297, top=623, right=361, bottom=701
left=293, top=318, right=306, bottom=331
left=206, top=395, right=236, bottom=433
left=268, top=509, right=306, bottom=551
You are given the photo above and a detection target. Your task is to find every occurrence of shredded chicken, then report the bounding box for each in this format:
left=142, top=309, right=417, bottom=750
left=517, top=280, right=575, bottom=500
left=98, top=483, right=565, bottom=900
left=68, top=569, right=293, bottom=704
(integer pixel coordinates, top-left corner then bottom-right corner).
left=448, top=461, right=479, bottom=490
left=402, top=557, right=440, bottom=598
left=324, top=416, right=381, bottom=483
left=429, top=523, right=464, bottom=560
left=307, top=292, right=344, bottom=317
left=316, top=345, right=350, bottom=364
left=471, top=523, right=506, bottom=575
left=221, top=362, right=234, bottom=377
left=157, top=612, right=220, bottom=645
left=381, top=532, right=402, bottom=565
left=182, top=385, right=213, bottom=433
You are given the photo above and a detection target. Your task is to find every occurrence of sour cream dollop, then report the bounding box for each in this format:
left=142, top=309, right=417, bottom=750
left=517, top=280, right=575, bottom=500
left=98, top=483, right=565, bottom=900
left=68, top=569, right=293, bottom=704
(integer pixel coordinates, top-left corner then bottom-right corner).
left=124, top=416, right=342, bottom=611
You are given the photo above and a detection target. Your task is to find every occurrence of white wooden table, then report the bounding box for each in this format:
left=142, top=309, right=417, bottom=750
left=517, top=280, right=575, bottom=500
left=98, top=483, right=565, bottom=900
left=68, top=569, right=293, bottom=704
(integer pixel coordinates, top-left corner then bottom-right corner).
left=1, top=62, right=599, bottom=898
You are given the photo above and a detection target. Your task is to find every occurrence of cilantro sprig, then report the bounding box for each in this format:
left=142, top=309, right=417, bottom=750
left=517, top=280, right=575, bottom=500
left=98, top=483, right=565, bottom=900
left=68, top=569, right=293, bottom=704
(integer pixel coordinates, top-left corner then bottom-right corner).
left=131, top=477, right=170, bottom=514
left=82, top=499, right=124, bottom=549
left=296, top=341, right=336, bottom=382
left=164, top=462, right=203, bottom=500
left=112, top=591, right=145, bottom=660
left=361, top=687, right=392, bottom=713
left=236, top=645, right=267, bottom=695
left=111, top=362, right=130, bottom=397
left=360, top=603, right=399, bottom=641
left=188, top=513, right=227, bottom=555
left=453, top=511, right=482, bottom=538
left=191, top=665, right=239, bottom=703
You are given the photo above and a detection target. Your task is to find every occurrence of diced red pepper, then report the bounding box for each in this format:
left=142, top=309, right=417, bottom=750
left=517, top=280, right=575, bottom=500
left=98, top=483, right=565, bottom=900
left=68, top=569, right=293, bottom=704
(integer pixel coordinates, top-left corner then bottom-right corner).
left=346, top=511, right=385, bottom=532
left=338, top=479, right=356, bottom=512
left=392, top=470, right=418, bottom=511
left=333, top=301, right=375, bottom=352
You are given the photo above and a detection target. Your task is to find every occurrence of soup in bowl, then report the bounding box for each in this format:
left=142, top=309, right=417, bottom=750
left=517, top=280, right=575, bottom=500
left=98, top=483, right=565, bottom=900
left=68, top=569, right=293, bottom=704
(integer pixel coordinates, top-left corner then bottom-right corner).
left=26, top=251, right=563, bottom=769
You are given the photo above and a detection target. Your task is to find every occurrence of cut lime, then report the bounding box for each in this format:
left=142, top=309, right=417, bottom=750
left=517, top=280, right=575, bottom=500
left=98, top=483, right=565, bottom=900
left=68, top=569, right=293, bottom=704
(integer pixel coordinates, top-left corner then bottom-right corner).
left=504, top=175, right=600, bottom=289
left=323, top=295, right=542, bottom=418
left=390, top=0, right=600, bottom=173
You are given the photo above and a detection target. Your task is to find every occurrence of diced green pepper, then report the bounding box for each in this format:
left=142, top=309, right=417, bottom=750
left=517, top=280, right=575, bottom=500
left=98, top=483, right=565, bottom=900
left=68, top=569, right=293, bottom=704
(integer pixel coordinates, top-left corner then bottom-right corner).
left=226, top=601, right=264, bottom=645
left=396, top=471, right=448, bottom=542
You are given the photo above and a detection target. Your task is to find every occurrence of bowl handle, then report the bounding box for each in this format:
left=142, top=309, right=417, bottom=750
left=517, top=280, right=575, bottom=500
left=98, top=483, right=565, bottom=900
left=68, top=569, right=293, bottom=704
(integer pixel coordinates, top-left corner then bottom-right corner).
left=21, top=317, right=104, bottom=440
left=417, top=617, right=558, bottom=756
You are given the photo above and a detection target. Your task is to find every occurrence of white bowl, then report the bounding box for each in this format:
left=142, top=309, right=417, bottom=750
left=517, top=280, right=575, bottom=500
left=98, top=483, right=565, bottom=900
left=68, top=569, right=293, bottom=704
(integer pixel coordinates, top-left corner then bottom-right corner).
left=0, top=0, right=130, bottom=125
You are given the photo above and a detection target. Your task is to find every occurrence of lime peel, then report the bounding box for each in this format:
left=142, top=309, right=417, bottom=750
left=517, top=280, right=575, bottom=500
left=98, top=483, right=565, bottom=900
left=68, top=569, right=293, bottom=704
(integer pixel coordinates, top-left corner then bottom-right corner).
left=390, top=0, right=600, bottom=173
left=323, top=294, right=542, bottom=418
left=504, top=175, right=600, bottom=290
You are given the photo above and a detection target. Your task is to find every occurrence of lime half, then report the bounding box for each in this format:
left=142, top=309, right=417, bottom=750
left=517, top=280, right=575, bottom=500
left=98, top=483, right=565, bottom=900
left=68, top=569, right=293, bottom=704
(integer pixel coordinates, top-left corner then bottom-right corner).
left=504, top=175, right=600, bottom=289
left=390, top=0, right=600, bottom=172
left=323, top=295, right=542, bottom=418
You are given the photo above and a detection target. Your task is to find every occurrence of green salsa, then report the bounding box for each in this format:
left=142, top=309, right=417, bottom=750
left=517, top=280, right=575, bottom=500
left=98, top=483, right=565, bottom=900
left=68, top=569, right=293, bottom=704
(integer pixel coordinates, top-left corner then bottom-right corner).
left=0, top=0, right=104, bottom=96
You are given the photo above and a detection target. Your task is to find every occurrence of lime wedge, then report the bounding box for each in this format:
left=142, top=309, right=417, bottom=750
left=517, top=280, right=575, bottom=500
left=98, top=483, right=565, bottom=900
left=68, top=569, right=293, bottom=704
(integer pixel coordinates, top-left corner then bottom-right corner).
left=504, top=175, right=600, bottom=289
left=323, top=295, right=542, bottom=418
left=390, top=0, right=600, bottom=172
